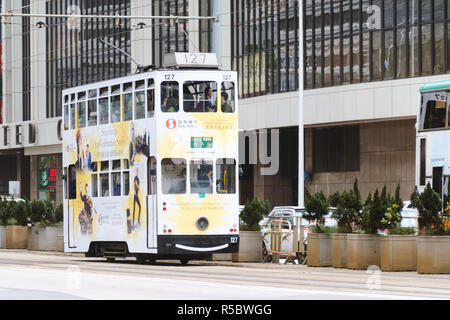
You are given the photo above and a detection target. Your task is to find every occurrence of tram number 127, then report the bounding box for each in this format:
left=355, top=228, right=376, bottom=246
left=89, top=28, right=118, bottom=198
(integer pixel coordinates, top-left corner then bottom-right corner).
left=183, top=53, right=207, bottom=65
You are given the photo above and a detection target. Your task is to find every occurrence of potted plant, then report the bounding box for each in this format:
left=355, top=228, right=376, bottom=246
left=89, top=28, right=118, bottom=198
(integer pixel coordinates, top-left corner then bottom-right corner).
left=28, top=200, right=63, bottom=251
left=413, top=183, right=450, bottom=274
left=232, top=198, right=269, bottom=262
left=5, top=199, right=31, bottom=249
left=329, top=179, right=363, bottom=268
left=346, top=187, right=388, bottom=270
left=304, top=190, right=333, bottom=267
left=0, top=197, right=9, bottom=248
left=380, top=185, right=417, bottom=271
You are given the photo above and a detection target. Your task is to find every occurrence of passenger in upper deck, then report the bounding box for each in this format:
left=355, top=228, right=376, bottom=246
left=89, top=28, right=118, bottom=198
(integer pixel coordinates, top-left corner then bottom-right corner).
left=196, top=86, right=215, bottom=112
left=162, top=96, right=179, bottom=112
left=220, top=92, right=233, bottom=113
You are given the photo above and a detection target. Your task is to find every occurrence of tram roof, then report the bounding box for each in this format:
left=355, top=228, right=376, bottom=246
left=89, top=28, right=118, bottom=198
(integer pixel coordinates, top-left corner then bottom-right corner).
left=419, top=80, right=450, bottom=93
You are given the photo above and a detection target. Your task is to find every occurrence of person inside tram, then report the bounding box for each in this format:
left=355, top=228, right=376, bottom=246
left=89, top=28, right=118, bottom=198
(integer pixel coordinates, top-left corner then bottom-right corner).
left=197, top=86, right=215, bottom=112
left=220, top=91, right=233, bottom=113
left=162, top=96, right=178, bottom=112
left=183, top=87, right=195, bottom=112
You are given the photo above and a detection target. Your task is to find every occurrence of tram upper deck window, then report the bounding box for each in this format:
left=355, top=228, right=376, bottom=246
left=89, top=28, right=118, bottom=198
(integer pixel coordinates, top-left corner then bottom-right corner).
left=183, top=81, right=218, bottom=112
left=123, top=92, right=133, bottom=121
left=99, top=97, right=109, bottom=125
left=161, top=82, right=179, bottom=112
left=110, top=95, right=121, bottom=123
left=216, top=158, right=236, bottom=194
left=64, top=103, right=69, bottom=130
left=134, top=80, right=146, bottom=119
left=220, top=82, right=235, bottom=113
left=70, top=103, right=76, bottom=129
left=78, top=100, right=87, bottom=128
left=421, top=92, right=448, bottom=130
left=190, top=159, right=214, bottom=194
left=147, top=79, right=155, bottom=118
left=162, top=158, right=186, bottom=194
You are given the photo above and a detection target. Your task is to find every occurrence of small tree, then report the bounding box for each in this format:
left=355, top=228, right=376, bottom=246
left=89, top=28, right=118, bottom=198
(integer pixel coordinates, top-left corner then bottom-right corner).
left=240, top=198, right=270, bottom=231
left=361, top=189, right=386, bottom=234
left=304, top=190, right=329, bottom=232
left=411, top=183, right=443, bottom=234
left=11, top=200, right=31, bottom=226
left=329, top=179, right=363, bottom=233
left=380, top=184, right=403, bottom=231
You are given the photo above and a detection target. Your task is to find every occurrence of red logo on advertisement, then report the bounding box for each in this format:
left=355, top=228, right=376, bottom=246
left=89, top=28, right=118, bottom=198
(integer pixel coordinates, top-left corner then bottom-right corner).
left=98, top=214, right=102, bottom=226
left=166, top=119, right=176, bottom=129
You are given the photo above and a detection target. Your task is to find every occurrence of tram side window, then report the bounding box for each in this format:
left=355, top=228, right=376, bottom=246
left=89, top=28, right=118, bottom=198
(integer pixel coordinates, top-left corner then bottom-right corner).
left=135, top=91, right=146, bottom=120
left=162, top=158, right=186, bottom=194
left=70, top=103, right=76, bottom=129
left=112, top=160, right=121, bottom=196
left=123, top=93, right=133, bottom=121
left=99, top=98, right=109, bottom=125
left=123, top=159, right=130, bottom=196
left=78, top=101, right=86, bottom=128
left=100, top=161, right=109, bottom=197
left=183, top=81, right=218, bottom=113
left=190, top=159, right=214, bottom=194
left=147, top=88, right=155, bottom=117
left=161, top=81, right=179, bottom=113
left=91, top=162, right=98, bottom=197
left=110, top=95, right=121, bottom=123
left=88, top=99, right=97, bottom=126
left=64, top=105, right=69, bottom=130
left=216, top=158, right=236, bottom=194
left=68, top=165, right=77, bottom=199
left=220, top=82, right=235, bottom=113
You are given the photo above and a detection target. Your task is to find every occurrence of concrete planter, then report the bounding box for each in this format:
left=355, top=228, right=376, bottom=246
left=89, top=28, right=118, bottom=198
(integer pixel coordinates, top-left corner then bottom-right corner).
left=57, top=233, right=64, bottom=252
left=332, top=233, right=348, bottom=268
left=417, top=236, right=450, bottom=274
left=380, top=235, right=417, bottom=271
left=6, top=226, right=29, bottom=249
left=28, top=226, right=63, bottom=251
left=232, top=231, right=262, bottom=262
left=0, top=226, right=6, bottom=249
left=307, top=233, right=332, bottom=267
left=346, top=234, right=380, bottom=270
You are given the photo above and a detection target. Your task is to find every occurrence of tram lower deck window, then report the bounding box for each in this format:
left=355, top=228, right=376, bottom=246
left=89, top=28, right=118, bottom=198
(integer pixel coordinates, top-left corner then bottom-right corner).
left=162, top=158, right=186, bottom=194
left=216, top=158, right=236, bottom=194
left=190, top=159, right=213, bottom=194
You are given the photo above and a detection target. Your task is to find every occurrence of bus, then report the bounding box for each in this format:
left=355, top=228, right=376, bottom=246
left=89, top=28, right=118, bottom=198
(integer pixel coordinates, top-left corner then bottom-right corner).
left=62, top=53, right=239, bottom=264
left=416, top=80, right=450, bottom=207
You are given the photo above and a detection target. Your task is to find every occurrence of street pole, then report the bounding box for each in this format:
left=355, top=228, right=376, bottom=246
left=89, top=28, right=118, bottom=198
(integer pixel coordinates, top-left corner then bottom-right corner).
left=212, top=0, right=221, bottom=66
left=298, top=0, right=304, bottom=208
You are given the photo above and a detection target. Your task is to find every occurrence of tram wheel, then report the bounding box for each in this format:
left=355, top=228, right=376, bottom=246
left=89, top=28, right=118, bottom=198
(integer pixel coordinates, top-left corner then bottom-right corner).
left=106, top=257, right=115, bottom=262
left=136, top=254, right=147, bottom=264
left=179, top=258, right=189, bottom=265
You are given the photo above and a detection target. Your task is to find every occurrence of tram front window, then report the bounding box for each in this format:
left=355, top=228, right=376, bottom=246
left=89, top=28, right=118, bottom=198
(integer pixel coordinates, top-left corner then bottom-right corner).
left=162, top=158, right=186, bottom=194
left=190, top=159, right=213, bottom=194
left=421, top=92, right=448, bottom=130
left=161, top=82, right=179, bottom=113
left=216, top=158, right=236, bottom=194
left=183, top=81, right=218, bottom=112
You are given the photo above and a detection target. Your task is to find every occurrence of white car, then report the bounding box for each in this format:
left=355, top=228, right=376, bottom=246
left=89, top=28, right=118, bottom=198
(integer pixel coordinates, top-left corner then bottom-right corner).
left=400, top=201, right=419, bottom=230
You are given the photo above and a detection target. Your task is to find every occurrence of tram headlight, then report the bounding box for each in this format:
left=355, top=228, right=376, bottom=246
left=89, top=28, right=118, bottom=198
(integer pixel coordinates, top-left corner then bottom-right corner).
left=196, top=217, right=209, bottom=231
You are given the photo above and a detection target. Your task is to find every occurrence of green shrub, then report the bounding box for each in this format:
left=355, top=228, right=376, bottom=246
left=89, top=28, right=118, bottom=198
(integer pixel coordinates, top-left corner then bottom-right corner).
left=54, top=203, right=63, bottom=223
left=11, top=200, right=30, bottom=226
left=389, top=226, right=416, bottom=235
left=361, top=189, right=386, bottom=234
left=411, top=183, right=443, bottom=234
left=240, top=198, right=270, bottom=231
left=30, top=200, right=56, bottom=227
left=329, top=179, right=363, bottom=233
left=304, top=190, right=329, bottom=232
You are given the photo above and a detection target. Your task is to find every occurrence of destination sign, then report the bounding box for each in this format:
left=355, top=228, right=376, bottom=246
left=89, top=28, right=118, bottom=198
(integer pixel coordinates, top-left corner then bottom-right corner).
left=191, top=137, right=213, bottom=149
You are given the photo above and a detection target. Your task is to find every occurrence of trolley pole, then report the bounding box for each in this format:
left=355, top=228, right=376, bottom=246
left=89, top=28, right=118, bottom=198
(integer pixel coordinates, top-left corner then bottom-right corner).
left=298, top=0, right=305, bottom=208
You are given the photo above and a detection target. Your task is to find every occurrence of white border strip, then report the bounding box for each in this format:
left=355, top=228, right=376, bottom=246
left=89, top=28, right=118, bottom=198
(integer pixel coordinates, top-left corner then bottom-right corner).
left=175, top=243, right=229, bottom=252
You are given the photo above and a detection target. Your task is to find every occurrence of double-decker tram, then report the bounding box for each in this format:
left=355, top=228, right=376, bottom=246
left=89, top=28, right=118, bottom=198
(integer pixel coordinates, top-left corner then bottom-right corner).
left=416, top=80, right=450, bottom=206
left=62, top=53, right=239, bottom=264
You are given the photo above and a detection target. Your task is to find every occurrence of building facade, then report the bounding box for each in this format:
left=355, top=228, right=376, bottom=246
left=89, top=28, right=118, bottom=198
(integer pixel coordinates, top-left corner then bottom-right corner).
left=0, top=0, right=448, bottom=207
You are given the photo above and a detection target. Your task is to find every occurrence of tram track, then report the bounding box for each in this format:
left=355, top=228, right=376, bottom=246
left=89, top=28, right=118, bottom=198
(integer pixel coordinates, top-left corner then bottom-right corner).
left=0, top=252, right=449, bottom=299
